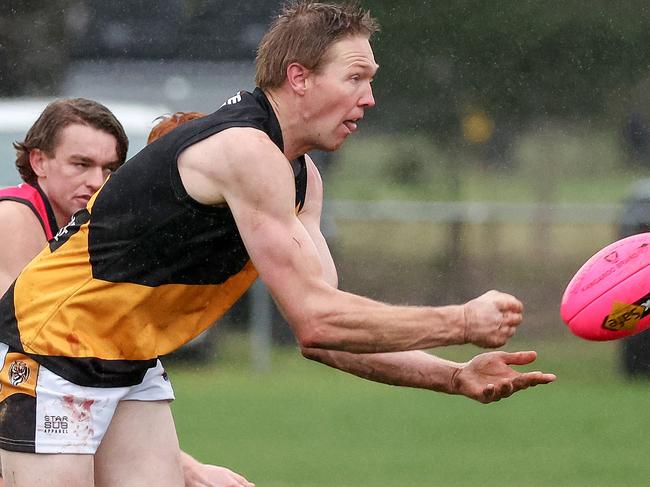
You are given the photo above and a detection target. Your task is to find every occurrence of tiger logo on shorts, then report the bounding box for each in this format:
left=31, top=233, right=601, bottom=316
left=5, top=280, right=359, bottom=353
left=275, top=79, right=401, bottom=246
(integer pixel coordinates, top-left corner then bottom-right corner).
left=9, top=360, right=30, bottom=386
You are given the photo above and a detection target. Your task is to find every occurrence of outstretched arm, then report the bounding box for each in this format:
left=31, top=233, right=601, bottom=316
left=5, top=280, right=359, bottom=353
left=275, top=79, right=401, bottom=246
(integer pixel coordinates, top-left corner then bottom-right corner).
left=179, top=128, right=555, bottom=398
left=302, top=347, right=556, bottom=403
left=179, top=128, right=521, bottom=354
left=294, top=156, right=555, bottom=400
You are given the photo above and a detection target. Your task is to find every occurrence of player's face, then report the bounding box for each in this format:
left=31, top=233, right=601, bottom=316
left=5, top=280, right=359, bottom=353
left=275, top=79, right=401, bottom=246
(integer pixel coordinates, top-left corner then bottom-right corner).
left=304, top=35, right=378, bottom=151
left=33, top=123, right=120, bottom=226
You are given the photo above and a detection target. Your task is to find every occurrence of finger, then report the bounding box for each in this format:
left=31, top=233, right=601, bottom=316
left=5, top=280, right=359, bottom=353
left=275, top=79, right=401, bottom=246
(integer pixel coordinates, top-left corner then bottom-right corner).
left=235, top=474, right=255, bottom=487
left=235, top=473, right=255, bottom=487
left=502, top=310, right=523, bottom=328
left=228, top=472, right=255, bottom=487
left=498, top=294, right=524, bottom=313
left=481, top=383, right=496, bottom=403
left=512, top=371, right=557, bottom=390
left=501, top=350, right=538, bottom=366
left=497, top=380, right=514, bottom=398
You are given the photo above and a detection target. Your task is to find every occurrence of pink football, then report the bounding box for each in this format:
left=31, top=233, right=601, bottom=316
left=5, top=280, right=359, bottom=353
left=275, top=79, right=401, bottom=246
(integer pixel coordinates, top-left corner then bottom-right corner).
left=560, top=233, right=650, bottom=341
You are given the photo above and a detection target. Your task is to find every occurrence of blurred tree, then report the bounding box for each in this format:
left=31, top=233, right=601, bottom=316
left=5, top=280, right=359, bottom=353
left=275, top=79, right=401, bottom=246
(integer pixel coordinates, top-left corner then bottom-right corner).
left=0, top=0, right=70, bottom=96
left=68, top=0, right=280, bottom=61
left=365, top=0, right=650, bottom=141
left=68, top=0, right=186, bottom=59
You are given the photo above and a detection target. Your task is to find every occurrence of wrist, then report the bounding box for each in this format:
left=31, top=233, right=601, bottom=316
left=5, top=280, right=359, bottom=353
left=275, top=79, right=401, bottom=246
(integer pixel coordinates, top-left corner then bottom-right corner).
left=448, top=362, right=465, bottom=395
left=456, top=304, right=470, bottom=345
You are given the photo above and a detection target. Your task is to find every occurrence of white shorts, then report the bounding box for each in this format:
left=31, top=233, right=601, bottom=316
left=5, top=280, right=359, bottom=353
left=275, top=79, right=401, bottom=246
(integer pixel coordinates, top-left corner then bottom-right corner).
left=0, top=343, right=174, bottom=454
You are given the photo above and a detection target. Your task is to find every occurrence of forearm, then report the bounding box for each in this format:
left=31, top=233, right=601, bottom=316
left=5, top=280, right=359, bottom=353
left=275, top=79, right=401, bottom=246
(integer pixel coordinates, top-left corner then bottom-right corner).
left=300, top=288, right=467, bottom=353
left=302, top=347, right=462, bottom=393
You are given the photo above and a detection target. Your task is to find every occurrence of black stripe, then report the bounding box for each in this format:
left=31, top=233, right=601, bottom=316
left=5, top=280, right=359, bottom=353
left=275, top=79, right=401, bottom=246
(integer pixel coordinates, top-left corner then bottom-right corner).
left=0, top=284, right=23, bottom=348
left=49, top=209, right=90, bottom=252
left=294, top=155, right=307, bottom=211
left=34, top=183, right=60, bottom=237
left=27, top=354, right=157, bottom=388
left=0, top=394, right=36, bottom=453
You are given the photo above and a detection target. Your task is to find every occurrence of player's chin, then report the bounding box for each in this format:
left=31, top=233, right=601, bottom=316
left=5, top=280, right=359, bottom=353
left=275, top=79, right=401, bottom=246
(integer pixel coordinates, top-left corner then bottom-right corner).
left=331, top=133, right=354, bottom=151
left=315, top=138, right=345, bottom=153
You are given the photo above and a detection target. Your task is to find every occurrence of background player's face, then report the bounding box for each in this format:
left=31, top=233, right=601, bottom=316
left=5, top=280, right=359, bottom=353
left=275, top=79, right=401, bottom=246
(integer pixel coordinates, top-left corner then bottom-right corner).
left=303, top=35, right=377, bottom=151
left=31, top=123, right=120, bottom=225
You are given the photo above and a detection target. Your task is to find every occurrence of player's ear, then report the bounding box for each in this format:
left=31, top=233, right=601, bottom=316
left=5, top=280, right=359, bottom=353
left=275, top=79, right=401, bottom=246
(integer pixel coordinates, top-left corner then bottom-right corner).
left=286, top=62, right=310, bottom=95
left=29, top=148, right=49, bottom=178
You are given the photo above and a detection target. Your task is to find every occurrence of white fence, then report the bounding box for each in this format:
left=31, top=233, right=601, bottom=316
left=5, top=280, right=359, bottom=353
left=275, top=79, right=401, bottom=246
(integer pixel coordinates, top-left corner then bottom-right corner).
left=327, top=200, right=622, bottom=224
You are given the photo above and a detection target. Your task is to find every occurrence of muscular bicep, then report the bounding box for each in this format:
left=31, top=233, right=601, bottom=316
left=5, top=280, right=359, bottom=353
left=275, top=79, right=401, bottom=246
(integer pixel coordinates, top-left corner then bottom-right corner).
left=0, top=202, right=47, bottom=296
left=217, top=135, right=334, bottom=333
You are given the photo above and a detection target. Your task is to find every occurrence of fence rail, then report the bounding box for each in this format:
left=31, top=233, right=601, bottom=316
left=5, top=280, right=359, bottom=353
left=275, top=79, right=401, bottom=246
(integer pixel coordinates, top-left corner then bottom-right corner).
left=327, top=200, right=622, bottom=224
left=249, top=199, right=628, bottom=371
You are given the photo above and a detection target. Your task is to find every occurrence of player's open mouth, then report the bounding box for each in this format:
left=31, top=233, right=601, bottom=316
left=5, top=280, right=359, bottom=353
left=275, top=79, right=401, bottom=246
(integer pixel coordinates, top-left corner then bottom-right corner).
left=343, top=119, right=359, bottom=133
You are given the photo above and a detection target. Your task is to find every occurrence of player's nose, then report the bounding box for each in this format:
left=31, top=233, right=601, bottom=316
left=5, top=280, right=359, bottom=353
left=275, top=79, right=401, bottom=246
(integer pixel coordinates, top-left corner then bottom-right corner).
left=86, top=166, right=106, bottom=191
left=360, top=83, right=375, bottom=108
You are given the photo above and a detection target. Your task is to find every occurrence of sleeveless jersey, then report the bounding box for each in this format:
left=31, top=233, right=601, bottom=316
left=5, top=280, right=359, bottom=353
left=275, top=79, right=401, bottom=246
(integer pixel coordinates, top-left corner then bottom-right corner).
left=0, top=88, right=308, bottom=387
left=0, top=183, right=58, bottom=240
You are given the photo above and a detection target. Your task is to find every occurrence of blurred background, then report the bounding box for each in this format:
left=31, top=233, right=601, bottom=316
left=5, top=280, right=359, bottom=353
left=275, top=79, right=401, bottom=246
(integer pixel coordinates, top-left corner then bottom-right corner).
left=3, top=1, right=650, bottom=485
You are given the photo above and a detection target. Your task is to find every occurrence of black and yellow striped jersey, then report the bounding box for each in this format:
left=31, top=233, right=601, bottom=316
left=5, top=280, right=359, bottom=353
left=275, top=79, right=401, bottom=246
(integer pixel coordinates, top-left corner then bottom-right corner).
left=0, top=89, right=307, bottom=387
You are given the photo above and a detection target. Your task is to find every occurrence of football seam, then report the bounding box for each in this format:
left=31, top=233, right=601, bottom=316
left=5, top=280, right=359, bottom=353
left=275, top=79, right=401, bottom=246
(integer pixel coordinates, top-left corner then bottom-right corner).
left=562, top=261, right=650, bottom=325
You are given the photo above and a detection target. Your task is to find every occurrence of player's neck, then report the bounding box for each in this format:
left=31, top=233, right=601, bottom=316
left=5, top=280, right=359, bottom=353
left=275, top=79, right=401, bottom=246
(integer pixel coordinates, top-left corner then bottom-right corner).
left=264, top=88, right=311, bottom=161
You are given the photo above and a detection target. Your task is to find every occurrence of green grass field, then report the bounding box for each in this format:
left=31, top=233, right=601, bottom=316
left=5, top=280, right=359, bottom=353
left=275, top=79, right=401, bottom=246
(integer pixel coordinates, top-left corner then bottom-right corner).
left=170, top=334, right=650, bottom=487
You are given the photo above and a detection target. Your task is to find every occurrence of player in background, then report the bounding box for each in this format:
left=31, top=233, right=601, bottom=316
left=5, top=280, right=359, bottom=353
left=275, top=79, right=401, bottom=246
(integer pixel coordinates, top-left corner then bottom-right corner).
left=147, top=111, right=206, bottom=144
left=0, top=99, right=254, bottom=487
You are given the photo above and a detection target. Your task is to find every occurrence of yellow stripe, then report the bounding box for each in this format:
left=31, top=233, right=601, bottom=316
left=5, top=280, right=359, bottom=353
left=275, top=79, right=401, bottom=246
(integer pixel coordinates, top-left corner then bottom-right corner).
left=14, top=221, right=258, bottom=361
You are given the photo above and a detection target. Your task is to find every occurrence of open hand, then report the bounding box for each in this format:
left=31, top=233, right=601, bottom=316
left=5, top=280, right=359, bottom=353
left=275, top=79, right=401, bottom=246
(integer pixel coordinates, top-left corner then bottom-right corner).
left=451, top=350, right=556, bottom=403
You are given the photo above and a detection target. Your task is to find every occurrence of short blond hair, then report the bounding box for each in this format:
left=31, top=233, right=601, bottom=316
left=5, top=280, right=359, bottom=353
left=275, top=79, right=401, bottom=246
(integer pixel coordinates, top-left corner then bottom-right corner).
left=255, top=1, right=379, bottom=90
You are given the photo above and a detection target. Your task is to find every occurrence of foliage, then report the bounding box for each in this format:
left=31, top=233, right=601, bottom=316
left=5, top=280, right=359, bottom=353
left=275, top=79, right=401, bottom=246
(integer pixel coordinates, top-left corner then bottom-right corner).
left=0, top=1, right=70, bottom=96
left=328, top=130, right=642, bottom=203
left=364, top=0, right=650, bottom=141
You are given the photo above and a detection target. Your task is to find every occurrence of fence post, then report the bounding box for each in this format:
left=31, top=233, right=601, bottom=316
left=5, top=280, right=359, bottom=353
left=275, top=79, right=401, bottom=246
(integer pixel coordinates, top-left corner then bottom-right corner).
left=250, top=279, right=272, bottom=372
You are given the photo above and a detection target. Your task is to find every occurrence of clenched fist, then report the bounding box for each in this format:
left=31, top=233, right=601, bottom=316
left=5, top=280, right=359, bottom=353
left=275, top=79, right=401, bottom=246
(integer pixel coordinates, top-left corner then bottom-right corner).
left=462, top=290, right=524, bottom=348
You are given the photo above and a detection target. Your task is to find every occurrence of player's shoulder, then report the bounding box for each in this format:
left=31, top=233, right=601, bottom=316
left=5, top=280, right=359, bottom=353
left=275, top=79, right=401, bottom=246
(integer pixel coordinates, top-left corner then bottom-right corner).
left=192, top=126, right=284, bottom=175
left=0, top=199, right=44, bottom=232
left=212, top=126, right=277, bottom=154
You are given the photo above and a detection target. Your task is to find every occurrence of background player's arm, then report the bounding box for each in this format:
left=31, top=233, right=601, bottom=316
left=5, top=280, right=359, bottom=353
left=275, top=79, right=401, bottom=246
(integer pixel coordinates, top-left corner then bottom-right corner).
left=0, top=202, right=47, bottom=295
left=179, top=128, right=521, bottom=354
